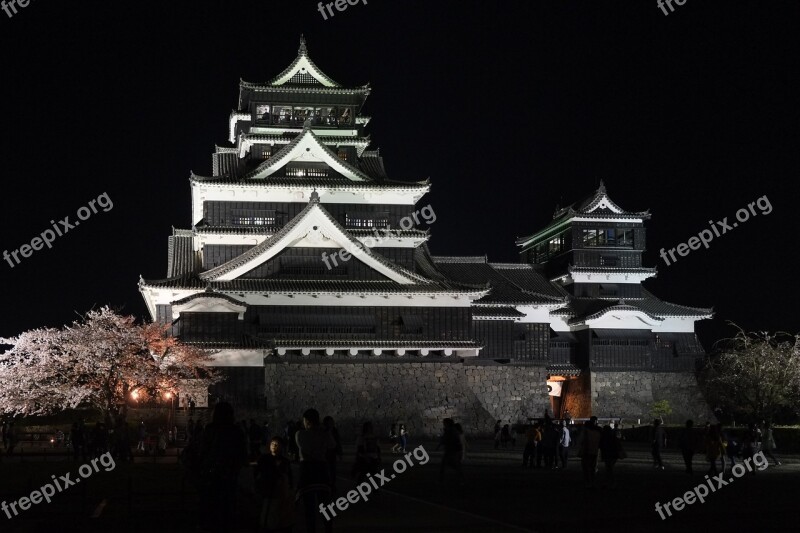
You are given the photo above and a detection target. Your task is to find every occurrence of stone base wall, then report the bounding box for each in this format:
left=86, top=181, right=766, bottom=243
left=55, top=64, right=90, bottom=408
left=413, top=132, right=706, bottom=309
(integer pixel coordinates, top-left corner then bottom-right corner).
left=261, top=362, right=550, bottom=439
left=230, top=364, right=711, bottom=439
left=591, top=371, right=712, bottom=424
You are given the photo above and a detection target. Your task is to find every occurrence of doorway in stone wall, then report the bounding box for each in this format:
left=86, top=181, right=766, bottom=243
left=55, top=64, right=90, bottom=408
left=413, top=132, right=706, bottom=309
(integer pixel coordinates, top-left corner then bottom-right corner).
left=547, top=372, right=590, bottom=419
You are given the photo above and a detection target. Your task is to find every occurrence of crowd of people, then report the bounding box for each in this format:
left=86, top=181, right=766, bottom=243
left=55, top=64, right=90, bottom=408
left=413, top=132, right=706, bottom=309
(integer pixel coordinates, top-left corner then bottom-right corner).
left=675, top=419, right=782, bottom=475
left=179, top=404, right=468, bottom=533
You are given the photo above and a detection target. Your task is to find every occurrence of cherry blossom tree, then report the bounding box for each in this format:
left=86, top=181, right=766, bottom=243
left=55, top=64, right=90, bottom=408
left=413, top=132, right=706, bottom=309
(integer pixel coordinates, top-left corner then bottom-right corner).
left=0, top=307, right=219, bottom=418
left=702, top=326, right=800, bottom=423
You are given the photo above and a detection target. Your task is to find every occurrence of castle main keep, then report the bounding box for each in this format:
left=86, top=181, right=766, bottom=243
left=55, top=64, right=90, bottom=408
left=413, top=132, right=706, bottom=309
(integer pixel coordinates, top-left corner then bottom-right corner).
left=139, top=38, right=712, bottom=435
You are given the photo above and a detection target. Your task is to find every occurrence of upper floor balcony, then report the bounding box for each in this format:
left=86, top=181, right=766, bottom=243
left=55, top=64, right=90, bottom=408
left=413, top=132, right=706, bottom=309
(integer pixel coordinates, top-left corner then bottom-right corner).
left=252, top=104, right=355, bottom=129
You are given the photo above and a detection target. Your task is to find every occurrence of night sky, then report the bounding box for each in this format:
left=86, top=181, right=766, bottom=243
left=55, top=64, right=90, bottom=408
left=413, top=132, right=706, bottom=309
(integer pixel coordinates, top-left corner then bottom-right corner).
left=1, top=1, right=798, bottom=350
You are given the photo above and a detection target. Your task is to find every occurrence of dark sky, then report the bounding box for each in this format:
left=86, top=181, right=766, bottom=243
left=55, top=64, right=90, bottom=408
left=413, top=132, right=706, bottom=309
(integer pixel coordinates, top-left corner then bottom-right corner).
left=1, top=1, right=798, bottom=349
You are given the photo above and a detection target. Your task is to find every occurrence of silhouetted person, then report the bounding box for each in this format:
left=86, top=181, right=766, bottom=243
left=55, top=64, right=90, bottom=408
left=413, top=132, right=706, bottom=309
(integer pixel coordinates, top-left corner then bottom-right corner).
left=558, top=421, right=571, bottom=469
left=679, top=420, right=696, bottom=474
left=542, top=422, right=559, bottom=469
left=522, top=423, right=537, bottom=468
left=255, top=437, right=294, bottom=532
left=599, top=425, right=623, bottom=488
left=438, top=418, right=464, bottom=485
left=741, top=424, right=759, bottom=476
left=762, top=421, right=781, bottom=466
left=650, top=419, right=666, bottom=470
left=198, top=401, right=248, bottom=533
left=71, top=421, right=86, bottom=461
left=296, top=408, right=335, bottom=533
left=578, top=417, right=602, bottom=488
left=5, top=422, right=16, bottom=455
left=323, top=416, right=343, bottom=492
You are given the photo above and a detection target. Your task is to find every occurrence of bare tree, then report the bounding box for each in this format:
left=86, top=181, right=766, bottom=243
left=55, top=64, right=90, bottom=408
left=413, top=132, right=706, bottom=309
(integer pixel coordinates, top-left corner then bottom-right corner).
left=0, top=307, right=219, bottom=418
left=701, top=325, right=800, bottom=423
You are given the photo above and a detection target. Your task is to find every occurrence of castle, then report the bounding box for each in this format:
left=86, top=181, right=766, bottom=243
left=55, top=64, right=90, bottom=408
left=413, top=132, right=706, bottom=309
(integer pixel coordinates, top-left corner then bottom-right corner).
left=139, top=38, right=712, bottom=434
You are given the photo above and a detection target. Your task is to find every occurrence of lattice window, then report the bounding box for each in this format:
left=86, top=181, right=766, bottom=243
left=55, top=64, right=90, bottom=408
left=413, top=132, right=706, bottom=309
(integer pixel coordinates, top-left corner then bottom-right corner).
left=287, top=72, right=321, bottom=85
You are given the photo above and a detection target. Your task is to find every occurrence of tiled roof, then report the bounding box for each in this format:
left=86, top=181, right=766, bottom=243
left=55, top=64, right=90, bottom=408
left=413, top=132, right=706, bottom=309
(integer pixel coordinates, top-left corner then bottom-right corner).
left=546, top=363, right=582, bottom=376
left=492, top=263, right=567, bottom=299
left=359, top=150, right=389, bottom=180
left=568, top=266, right=657, bottom=275
left=198, top=199, right=430, bottom=284
left=516, top=183, right=650, bottom=248
left=171, top=289, right=246, bottom=307
left=190, top=173, right=428, bottom=190
left=637, top=289, right=713, bottom=317
left=266, top=36, right=340, bottom=88
left=142, top=274, right=484, bottom=296
left=240, top=125, right=375, bottom=182
left=268, top=339, right=483, bottom=349
left=212, top=151, right=240, bottom=178
left=166, top=230, right=199, bottom=278
left=430, top=257, right=566, bottom=305
left=556, top=290, right=712, bottom=325
left=472, top=307, right=525, bottom=319
left=193, top=225, right=428, bottom=239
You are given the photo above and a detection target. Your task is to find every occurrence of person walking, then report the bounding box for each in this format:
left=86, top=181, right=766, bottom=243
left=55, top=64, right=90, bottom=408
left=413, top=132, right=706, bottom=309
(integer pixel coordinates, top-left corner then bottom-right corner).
left=5, top=422, right=17, bottom=455
left=322, top=416, right=343, bottom=493
left=354, top=421, right=381, bottom=483
left=679, top=420, right=696, bottom=474
left=558, top=421, right=571, bottom=469
left=650, top=419, right=666, bottom=470
left=438, top=418, right=465, bottom=485
left=522, top=423, right=537, bottom=468
left=493, top=420, right=502, bottom=450
left=741, top=424, right=759, bottom=476
left=541, top=422, right=559, bottom=469
left=398, top=424, right=408, bottom=453
left=704, top=424, right=724, bottom=475
left=198, top=402, right=248, bottom=533
left=255, top=437, right=294, bottom=533
left=578, top=417, right=602, bottom=489
left=295, top=408, right=336, bottom=533
left=762, top=421, right=782, bottom=466
left=599, top=425, right=624, bottom=488
left=500, top=424, right=511, bottom=449
left=389, top=423, right=401, bottom=453
left=137, top=421, right=146, bottom=453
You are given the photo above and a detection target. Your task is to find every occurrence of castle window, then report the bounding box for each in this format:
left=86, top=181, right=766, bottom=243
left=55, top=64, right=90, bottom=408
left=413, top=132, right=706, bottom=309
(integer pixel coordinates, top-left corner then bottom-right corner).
left=255, top=104, right=270, bottom=122
left=548, top=235, right=563, bottom=253
left=274, top=106, right=293, bottom=124
left=616, top=228, right=634, bottom=247
left=233, top=209, right=277, bottom=226
left=346, top=211, right=390, bottom=228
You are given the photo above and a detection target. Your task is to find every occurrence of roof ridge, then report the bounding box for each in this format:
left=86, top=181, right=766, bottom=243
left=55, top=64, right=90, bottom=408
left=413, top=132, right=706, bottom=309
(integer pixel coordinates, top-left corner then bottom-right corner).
left=431, top=255, right=488, bottom=264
